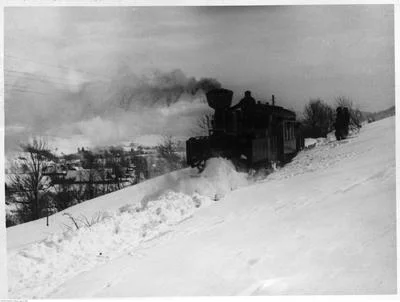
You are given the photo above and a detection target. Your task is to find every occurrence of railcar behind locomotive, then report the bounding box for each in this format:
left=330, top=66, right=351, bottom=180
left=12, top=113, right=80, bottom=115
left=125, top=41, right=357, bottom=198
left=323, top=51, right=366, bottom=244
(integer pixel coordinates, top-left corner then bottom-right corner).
left=186, top=88, right=304, bottom=170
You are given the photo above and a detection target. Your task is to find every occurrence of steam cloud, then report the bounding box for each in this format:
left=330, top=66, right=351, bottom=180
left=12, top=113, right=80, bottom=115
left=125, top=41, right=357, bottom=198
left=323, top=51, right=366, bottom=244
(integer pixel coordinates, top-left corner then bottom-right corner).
left=5, top=68, right=221, bottom=154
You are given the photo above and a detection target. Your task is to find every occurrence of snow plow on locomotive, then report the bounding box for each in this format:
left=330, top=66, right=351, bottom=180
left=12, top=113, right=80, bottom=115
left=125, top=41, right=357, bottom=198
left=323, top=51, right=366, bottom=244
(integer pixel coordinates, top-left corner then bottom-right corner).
left=186, top=88, right=305, bottom=170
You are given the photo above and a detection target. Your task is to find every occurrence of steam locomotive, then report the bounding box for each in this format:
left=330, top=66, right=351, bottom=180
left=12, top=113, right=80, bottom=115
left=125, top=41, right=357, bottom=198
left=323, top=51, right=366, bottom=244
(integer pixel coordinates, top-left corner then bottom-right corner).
left=186, top=88, right=304, bottom=171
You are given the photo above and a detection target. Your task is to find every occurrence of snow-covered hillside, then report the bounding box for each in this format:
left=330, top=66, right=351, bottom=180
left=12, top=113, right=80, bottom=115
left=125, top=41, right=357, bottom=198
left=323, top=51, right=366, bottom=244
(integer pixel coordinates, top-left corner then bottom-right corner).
left=6, top=117, right=397, bottom=298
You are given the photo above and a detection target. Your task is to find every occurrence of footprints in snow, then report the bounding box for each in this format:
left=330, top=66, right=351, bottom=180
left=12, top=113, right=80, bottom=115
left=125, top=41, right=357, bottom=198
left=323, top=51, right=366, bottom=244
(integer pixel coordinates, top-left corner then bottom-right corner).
left=338, top=166, right=394, bottom=194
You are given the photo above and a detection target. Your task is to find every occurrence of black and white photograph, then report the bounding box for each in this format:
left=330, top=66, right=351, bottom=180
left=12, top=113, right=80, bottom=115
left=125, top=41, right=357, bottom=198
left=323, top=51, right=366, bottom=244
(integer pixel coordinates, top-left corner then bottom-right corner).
left=2, top=1, right=397, bottom=298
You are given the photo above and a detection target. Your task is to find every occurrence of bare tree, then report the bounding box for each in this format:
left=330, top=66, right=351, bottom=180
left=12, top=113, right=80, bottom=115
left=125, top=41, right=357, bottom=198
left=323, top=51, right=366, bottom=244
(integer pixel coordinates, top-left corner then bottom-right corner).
left=302, top=99, right=335, bottom=138
left=156, top=136, right=183, bottom=172
left=193, top=113, right=213, bottom=136
left=7, top=138, right=56, bottom=222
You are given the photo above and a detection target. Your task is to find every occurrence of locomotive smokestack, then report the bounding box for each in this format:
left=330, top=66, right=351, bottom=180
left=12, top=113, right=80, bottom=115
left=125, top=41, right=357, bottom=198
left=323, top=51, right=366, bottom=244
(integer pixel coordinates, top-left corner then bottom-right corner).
left=206, top=88, right=233, bottom=132
left=205, top=88, right=233, bottom=110
left=272, top=94, right=275, bottom=106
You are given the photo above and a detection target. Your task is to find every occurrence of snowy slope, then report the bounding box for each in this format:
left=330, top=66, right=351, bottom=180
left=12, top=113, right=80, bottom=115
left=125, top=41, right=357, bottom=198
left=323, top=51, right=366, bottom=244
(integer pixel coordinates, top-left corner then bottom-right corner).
left=6, top=117, right=397, bottom=298
left=7, top=158, right=249, bottom=298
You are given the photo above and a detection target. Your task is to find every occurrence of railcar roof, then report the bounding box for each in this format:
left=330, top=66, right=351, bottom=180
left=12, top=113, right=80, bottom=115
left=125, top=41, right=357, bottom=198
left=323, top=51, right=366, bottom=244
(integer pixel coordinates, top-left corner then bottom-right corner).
left=255, top=103, right=296, bottom=120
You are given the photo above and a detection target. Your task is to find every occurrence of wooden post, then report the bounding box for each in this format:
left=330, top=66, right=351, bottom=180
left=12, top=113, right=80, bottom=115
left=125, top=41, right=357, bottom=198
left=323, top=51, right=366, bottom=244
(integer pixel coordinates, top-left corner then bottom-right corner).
left=46, top=201, right=49, bottom=227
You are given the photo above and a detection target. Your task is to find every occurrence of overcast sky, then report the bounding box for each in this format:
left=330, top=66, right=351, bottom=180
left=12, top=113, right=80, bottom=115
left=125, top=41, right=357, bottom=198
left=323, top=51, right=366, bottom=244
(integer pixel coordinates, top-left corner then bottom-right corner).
left=4, top=5, right=395, bottom=154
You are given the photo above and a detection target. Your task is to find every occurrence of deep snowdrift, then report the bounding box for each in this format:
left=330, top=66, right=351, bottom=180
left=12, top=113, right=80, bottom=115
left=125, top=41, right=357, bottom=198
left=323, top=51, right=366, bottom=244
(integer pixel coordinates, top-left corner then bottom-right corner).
left=7, top=158, right=249, bottom=298
left=6, top=117, right=397, bottom=298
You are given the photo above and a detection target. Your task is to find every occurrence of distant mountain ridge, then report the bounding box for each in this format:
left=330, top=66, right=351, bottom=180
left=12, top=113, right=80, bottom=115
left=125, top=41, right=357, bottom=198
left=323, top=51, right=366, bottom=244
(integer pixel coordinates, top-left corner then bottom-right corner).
left=361, top=105, right=395, bottom=123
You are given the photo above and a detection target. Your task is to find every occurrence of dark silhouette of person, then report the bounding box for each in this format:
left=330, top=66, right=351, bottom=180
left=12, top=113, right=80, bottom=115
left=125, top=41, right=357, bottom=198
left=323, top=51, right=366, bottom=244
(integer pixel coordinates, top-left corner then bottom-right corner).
left=335, top=107, right=344, bottom=140
left=230, top=91, right=256, bottom=130
left=342, top=107, right=350, bottom=137
left=230, top=91, right=256, bottom=111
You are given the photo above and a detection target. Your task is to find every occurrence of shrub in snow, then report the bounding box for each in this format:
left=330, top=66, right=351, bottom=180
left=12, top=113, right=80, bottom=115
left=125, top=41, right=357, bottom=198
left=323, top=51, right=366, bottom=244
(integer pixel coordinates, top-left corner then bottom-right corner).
left=62, top=212, right=112, bottom=231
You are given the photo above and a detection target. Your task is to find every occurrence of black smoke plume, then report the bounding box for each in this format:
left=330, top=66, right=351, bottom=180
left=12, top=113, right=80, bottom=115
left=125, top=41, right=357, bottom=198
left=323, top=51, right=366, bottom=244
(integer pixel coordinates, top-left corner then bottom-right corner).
left=100, top=69, right=222, bottom=109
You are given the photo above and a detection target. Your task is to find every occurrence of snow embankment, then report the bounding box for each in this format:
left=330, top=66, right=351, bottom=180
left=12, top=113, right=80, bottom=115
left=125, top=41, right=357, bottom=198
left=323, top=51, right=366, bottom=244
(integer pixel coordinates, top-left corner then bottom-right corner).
left=7, top=158, right=249, bottom=299
left=7, top=158, right=247, bottom=250
left=47, top=116, right=396, bottom=297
